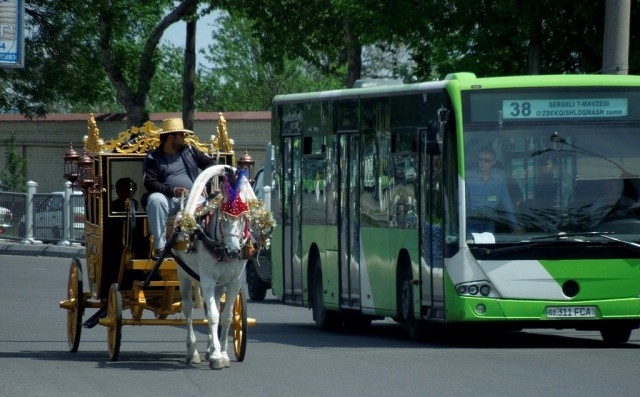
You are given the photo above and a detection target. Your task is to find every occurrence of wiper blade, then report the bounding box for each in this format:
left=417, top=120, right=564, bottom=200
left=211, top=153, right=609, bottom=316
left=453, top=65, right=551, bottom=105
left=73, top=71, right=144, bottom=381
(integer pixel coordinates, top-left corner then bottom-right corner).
left=528, top=231, right=614, bottom=241
left=474, top=231, right=610, bottom=258
left=530, top=231, right=640, bottom=251
left=599, top=234, right=640, bottom=251
left=474, top=242, right=543, bottom=257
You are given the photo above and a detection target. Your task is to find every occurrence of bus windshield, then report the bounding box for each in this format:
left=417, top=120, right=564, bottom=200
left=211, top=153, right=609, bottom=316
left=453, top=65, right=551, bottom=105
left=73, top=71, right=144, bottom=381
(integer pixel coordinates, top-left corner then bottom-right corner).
left=463, top=89, right=640, bottom=242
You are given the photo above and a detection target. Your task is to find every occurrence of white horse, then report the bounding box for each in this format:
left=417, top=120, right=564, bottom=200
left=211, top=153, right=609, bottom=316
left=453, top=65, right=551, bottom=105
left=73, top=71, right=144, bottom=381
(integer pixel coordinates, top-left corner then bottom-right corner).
left=171, top=164, right=256, bottom=370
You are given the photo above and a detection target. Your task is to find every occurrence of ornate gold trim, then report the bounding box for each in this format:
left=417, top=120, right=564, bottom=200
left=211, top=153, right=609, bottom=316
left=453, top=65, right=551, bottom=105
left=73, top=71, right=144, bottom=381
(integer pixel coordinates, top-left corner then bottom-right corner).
left=94, top=113, right=234, bottom=157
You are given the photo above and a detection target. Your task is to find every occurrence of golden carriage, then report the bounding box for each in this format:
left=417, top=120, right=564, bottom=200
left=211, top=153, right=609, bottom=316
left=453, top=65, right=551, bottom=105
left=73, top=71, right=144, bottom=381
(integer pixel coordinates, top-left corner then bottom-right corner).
left=59, top=113, right=256, bottom=361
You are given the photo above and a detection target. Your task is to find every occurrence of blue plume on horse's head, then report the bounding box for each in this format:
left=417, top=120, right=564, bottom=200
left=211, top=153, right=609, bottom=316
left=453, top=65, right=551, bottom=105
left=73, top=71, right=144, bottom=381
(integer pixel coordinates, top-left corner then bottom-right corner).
left=223, top=168, right=249, bottom=202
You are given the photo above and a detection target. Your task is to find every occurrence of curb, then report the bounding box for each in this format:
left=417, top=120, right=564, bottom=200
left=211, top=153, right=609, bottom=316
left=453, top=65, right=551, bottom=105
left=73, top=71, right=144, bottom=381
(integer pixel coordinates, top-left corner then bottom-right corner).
left=0, top=240, right=85, bottom=259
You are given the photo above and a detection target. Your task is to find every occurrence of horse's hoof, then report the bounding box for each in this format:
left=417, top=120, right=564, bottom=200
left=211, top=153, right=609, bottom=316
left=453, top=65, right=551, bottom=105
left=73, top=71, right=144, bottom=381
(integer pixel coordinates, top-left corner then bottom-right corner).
left=186, top=352, right=201, bottom=365
left=210, top=359, right=225, bottom=370
left=222, top=357, right=230, bottom=368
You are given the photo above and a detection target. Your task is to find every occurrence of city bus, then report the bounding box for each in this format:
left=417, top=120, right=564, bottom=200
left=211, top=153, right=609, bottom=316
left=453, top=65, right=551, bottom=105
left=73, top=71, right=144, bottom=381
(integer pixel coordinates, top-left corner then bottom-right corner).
left=266, top=72, right=640, bottom=344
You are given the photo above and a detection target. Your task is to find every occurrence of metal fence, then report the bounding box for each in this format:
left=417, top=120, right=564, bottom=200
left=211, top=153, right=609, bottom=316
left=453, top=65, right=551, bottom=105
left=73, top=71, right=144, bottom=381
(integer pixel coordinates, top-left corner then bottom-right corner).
left=0, top=181, right=85, bottom=245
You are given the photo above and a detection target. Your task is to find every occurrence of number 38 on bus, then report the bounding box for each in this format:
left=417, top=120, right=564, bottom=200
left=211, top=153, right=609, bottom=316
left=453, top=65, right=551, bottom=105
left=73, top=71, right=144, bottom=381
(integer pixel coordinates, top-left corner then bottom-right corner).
left=264, top=72, right=640, bottom=344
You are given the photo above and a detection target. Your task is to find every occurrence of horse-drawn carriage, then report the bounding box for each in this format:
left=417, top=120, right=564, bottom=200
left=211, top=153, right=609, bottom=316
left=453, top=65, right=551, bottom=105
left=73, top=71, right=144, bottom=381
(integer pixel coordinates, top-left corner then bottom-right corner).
left=59, top=113, right=273, bottom=368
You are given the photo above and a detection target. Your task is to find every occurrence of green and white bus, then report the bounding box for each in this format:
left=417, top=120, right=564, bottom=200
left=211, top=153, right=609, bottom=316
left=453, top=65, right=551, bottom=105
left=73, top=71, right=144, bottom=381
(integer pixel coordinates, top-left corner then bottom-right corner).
left=267, top=72, right=640, bottom=344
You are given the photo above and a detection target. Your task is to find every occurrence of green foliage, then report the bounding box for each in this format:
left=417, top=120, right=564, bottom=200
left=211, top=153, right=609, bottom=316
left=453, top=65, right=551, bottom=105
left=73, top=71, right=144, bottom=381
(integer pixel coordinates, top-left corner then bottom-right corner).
left=1, top=0, right=201, bottom=125
left=222, top=1, right=346, bottom=76
left=2, top=0, right=639, bottom=118
left=149, top=44, right=187, bottom=112
left=195, top=12, right=343, bottom=111
left=0, top=133, right=27, bottom=193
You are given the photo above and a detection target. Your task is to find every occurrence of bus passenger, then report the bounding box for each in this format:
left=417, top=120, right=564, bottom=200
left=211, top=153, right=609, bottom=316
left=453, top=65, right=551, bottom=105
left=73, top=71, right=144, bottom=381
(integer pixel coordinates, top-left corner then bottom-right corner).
left=466, top=147, right=519, bottom=233
left=143, top=118, right=216, bottom=259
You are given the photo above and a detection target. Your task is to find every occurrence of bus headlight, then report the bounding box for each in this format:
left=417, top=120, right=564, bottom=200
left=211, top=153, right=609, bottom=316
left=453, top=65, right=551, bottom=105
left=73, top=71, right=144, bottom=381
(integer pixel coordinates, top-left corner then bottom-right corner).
left=455, top=281, right=496, bottom=297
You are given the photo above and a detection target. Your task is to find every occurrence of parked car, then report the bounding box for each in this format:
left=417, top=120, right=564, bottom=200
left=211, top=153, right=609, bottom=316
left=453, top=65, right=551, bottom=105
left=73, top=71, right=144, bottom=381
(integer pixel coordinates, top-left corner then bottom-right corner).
left=246, top=166, right=272, bottom=301
left=0, top=206, right=12, bottom=236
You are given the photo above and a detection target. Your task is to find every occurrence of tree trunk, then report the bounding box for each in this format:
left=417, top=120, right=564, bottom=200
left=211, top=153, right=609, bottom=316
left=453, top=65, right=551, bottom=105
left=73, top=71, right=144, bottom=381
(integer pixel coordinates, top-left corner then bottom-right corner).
left=183, top=19, right=197, bottom=130
left=342, top=17, right=362, bottom=88
left=602, top=0, right=630, bottom=74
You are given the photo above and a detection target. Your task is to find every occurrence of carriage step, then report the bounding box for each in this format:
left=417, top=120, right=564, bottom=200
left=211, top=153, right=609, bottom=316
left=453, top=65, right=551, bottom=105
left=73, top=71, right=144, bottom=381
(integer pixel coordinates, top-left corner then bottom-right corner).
left=128, top=258, right=177, bottom=271
left=133, top=280, right=180, bottom=288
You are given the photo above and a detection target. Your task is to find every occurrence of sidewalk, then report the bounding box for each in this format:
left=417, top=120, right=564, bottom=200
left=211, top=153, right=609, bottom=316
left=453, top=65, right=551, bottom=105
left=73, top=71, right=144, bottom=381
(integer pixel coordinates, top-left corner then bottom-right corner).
left=0, top=240, right=85, bottom=259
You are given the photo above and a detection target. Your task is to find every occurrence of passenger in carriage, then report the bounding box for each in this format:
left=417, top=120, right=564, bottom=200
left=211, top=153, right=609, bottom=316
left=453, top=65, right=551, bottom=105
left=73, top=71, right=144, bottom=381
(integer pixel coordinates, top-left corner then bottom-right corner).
left=143, top=118, right=216, bottom=259
left=112, top=177, right=137, bottom=212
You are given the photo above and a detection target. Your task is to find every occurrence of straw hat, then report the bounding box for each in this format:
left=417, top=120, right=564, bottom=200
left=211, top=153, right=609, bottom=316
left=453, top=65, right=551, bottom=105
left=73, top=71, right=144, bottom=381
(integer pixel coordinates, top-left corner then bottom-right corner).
left=158, top=118, right=193, bottom=135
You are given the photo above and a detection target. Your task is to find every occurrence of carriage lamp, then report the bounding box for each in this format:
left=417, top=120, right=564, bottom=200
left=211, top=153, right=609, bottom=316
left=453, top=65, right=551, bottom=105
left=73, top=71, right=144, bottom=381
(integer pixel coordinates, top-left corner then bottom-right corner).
left=76, top=150, right=95, bottom=190
left=63, top=143, right=80, bottom=185
left=237, top=150, right=255, bottom=184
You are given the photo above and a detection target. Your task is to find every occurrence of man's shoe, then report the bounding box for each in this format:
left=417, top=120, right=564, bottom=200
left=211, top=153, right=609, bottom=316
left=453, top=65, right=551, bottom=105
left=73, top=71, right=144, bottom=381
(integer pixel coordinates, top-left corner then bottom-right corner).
left=151, top=248, right=164, bottom=260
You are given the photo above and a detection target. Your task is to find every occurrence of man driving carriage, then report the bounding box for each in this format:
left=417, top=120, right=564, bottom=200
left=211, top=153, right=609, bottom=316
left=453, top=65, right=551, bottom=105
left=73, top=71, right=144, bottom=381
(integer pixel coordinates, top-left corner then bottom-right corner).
left=143, top=118, right=217, bottom=259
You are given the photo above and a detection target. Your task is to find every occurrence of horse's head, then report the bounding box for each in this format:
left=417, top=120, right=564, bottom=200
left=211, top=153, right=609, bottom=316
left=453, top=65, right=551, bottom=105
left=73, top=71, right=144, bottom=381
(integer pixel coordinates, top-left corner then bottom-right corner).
left=217, top=172, right=251, bottom=259
left=174, top=165, right=261, bottom=261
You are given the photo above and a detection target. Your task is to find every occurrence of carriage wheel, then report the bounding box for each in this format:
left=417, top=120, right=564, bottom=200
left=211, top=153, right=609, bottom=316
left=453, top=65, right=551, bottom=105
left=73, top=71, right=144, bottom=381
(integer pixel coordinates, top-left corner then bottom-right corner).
left=232, top=288, right=248, bottom=362
left=66, top=258, right=84, bottom=352
left=106, top=283, right=123, bottom=361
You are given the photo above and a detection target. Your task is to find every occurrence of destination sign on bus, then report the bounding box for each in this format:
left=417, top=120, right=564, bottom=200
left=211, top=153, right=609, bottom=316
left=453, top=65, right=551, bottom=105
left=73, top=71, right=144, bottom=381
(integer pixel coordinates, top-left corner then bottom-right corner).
left=503, top=98, right=628, bottom=119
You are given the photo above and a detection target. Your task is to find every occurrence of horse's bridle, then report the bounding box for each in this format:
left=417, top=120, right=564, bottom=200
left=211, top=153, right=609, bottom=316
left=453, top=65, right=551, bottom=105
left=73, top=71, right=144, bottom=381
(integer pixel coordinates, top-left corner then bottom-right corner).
left=181, top=208, right=250, bottom=261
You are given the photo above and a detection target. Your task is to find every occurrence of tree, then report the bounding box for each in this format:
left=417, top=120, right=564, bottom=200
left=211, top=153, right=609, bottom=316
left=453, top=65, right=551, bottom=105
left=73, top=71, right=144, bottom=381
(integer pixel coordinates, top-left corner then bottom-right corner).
left=1, top=0, right=214, bottom=127
left=1, top=133, right=27, bottom=192
left=196, top=12, right=343, bottom=111
left=399, top=0, right=640, bottom=78
left=223, top=1, right=357, bottom=86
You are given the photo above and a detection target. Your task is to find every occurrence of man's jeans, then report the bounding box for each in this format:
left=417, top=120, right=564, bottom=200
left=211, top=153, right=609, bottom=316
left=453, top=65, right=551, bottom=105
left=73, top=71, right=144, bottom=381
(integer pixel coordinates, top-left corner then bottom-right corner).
left=146, top=192, right=182, bottom=249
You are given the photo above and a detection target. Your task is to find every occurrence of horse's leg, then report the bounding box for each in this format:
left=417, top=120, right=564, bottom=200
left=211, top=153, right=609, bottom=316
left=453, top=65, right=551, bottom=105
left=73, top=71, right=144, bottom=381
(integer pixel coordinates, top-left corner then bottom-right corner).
left=179, top=274, right=200, bottom=364
left=218, top=277, right=241, bottom=367
left=201, top=278, right=224, bottom=370
left=202, top=285, right=213, bottom=361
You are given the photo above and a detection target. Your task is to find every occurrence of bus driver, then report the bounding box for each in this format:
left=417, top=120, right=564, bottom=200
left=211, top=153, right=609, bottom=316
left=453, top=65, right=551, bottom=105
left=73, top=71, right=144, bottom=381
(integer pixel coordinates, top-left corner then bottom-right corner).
left=466, top=147, right=519, bottom=234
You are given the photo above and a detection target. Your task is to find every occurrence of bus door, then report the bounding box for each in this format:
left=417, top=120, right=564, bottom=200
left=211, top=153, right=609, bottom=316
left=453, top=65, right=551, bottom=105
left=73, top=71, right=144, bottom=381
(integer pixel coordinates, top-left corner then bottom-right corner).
left=419, top=124, right=445, bottom=312
left=337, top=130, right=361, bottom=307
left=281, top=135, right=304, bottom=304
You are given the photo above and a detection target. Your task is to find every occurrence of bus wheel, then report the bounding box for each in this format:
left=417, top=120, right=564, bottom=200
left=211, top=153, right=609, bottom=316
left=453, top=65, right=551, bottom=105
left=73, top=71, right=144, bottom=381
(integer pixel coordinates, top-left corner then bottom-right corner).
left=312, top=266, right=342, bottom=331
left=600, top=326, right=632, bottom=345
left=399, top=268, right=423, bottom=341
left=246, top=260, right=267, bottom=302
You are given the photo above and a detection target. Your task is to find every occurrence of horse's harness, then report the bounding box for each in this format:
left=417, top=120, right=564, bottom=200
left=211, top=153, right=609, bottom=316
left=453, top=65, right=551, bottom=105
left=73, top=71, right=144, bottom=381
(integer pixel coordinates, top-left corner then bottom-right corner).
left=187, top=205, right=252, bottom=262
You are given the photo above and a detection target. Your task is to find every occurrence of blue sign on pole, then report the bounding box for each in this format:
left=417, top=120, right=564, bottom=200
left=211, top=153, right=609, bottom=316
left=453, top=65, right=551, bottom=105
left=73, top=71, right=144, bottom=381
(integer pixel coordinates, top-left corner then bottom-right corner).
left=0, top=0, right=25, bottom=68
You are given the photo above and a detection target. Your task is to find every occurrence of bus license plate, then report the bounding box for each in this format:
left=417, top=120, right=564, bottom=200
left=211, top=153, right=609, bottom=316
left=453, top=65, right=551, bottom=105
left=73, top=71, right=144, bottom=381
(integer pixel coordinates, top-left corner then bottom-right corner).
left=546, top=306, right=596, bottom=318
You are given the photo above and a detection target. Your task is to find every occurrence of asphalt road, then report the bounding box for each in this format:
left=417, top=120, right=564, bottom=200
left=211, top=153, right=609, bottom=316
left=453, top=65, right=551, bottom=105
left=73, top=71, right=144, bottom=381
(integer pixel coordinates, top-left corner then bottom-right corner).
left=1, top=250, right=639, bottom=397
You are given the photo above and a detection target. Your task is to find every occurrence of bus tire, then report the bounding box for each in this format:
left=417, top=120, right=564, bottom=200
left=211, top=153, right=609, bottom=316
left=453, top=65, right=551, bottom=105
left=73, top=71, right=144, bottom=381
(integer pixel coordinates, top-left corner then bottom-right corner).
left=312, top=266, right=342, bottom=331
left=398, top=266, right=423, bottom=341
left=600, top=326, right=632, bottom=345
left=246, top=259, right=267, bottom=302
